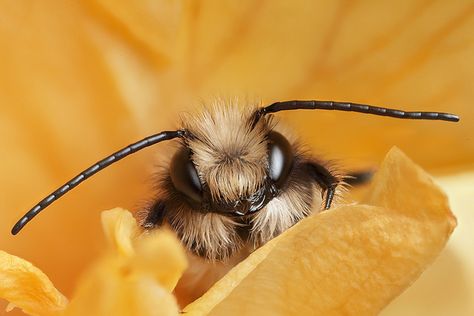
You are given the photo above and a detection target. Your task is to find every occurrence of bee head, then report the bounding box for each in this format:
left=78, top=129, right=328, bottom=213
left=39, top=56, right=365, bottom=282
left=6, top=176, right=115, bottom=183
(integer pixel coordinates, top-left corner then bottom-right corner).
left=169, top=104, right=294, bottom=216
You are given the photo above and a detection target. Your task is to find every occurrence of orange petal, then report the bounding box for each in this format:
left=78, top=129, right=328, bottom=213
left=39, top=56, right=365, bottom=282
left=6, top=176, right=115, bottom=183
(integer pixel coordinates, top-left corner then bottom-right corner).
left=0, top=251, right=67, bottom=316
left=184, top=147, right=456, bottom=315
left=64, top=256, right=179, bottom=316
left=363, top=147, right=454, bottom=221
left=65, top=209, right=186, bottom=316
left=101, top=208, right=139, bottom=257
left=133, top=230, right=188, bottom=292
left=101, top=208, right=188, bottom=290
left=382, top=170, right=474, bottom=315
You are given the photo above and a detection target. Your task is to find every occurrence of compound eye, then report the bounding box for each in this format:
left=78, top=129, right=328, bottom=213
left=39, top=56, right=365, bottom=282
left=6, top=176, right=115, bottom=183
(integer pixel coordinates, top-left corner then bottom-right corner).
left=268, top=131, right=294, bottom=188
left=170, top=148, right=203, bottom=205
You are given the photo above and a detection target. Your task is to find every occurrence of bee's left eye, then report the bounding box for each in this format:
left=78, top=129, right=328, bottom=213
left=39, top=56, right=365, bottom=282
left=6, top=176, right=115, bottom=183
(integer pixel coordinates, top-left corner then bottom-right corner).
left=170, top=148, right=203, bottom=205
left=267, top=131, right=294, bottom=188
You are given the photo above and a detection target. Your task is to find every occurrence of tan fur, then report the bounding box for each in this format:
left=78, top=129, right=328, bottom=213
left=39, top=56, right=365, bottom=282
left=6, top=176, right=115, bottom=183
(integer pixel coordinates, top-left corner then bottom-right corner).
left=181, top=100, right=270, bottom=202
left=167, top=206, right=243, bottom=260
left=250, top=182, right=318, bottom=246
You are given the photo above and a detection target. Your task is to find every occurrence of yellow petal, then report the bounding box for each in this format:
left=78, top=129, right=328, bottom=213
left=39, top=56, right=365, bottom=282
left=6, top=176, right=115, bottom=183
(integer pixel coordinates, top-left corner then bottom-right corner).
left=100, top=208, right=188, bottom=290
left=0, top=250, right=67, bottom=316
left=133, top=230, right=188, bottom=292
left=184, top=147, right=455, bottom=315
left=101, top=208, right=139, bottom=257
left=64, top=256, right=179, bottom=316
left=65, top=209, right=186, bottom=316
left=382, top=170, right=474, bottom=315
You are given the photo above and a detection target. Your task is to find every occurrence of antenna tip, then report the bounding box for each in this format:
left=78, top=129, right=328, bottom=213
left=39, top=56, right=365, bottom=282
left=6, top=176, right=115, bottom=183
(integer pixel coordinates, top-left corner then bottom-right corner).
left=11, top=226, right=20, bottom=235
left=446, top=114, right=460, bottom=122
left=11, top=217, right=28, bottom=235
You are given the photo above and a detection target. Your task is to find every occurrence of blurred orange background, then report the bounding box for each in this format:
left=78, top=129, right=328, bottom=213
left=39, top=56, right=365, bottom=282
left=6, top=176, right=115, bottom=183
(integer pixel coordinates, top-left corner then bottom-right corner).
left=0, top=1, right=473, bottom=315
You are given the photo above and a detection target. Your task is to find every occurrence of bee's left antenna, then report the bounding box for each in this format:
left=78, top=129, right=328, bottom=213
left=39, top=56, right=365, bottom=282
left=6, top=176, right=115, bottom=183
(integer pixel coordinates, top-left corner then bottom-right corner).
left=11, top=130, right=185, bottom=235
left=261, top=100, right=460, bottom=122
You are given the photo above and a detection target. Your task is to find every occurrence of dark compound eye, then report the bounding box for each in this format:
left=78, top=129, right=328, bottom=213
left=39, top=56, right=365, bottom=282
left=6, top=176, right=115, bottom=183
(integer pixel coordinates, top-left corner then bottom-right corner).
left=267, top=131, right=294, bottom=189
left=170, top=148, right=203, bottom=205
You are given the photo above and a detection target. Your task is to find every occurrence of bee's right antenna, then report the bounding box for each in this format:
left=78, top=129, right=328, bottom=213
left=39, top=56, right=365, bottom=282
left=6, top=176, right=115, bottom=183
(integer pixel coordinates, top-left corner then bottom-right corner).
left=11, top=130, right=185, bottom=235
left=258, top=100, right=460, bottom=122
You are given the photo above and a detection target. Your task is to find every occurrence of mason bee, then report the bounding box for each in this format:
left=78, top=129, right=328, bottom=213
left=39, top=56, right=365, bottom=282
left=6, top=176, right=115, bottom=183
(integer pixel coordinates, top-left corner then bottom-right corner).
left=11, top=99, right=458, bottom=271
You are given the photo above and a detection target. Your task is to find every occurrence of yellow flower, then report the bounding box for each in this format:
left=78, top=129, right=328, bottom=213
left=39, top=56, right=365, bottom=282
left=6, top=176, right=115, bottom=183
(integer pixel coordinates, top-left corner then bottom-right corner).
left=0, top=148, right=457, bottom=315
left=0, top=1, right=473, bottom=315
left=1, top=208, right=187, bottom=316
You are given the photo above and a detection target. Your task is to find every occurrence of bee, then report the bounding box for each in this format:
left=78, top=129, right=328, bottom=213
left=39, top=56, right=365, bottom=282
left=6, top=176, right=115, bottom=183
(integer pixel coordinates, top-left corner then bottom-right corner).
left=11, top=99, right=459, bottom=294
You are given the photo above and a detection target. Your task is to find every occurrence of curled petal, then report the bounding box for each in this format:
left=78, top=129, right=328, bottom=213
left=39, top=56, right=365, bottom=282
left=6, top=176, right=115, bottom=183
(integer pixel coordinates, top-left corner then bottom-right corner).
left=0, top=251, right=67, bottom=316
left=65, top=210, right=187, bottom=316
left=364, top=147, right=455, bottom=223
left=133, top=230, right=188, bottom=292
left=64, top=256, right=179, bottom=316
left=101, top=208, right=139, bottom=257
left=184, top=147, right=456, bottom=315
left=101, top=208, right=188, bottom=290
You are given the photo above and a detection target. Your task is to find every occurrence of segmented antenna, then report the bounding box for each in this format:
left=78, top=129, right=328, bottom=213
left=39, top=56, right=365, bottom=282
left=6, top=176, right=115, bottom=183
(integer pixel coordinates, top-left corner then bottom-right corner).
left=11, top=130, right=184, bottom=235
left=261, top=100, right=460, bottom=122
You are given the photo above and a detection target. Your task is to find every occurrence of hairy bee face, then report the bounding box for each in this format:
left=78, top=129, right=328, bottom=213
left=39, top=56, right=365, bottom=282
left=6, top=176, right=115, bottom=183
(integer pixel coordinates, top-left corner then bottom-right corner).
left=177, top=105, right=272, bottom=214
left=142, top=102, right=332, bottom=261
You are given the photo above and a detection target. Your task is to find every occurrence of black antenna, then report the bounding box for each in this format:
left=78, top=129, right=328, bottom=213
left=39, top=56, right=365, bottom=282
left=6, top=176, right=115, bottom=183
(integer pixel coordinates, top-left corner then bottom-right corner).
left=260, top=100, right=460, bottom=122
left=11, top=130, right=184, bottom=235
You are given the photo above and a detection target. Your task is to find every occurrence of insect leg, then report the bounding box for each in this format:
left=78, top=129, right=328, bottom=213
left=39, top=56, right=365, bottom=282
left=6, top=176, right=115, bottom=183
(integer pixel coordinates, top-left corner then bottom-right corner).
left=304, top=162, right=340, bottom=210
left=142, top=201, right=166, bottom=229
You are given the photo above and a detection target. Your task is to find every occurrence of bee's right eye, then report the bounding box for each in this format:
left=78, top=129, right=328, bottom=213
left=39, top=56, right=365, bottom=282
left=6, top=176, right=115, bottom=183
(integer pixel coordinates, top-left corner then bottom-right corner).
left=267, top=131, right=294, bottom=189
left=170, top=148, right=203, bottom=205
